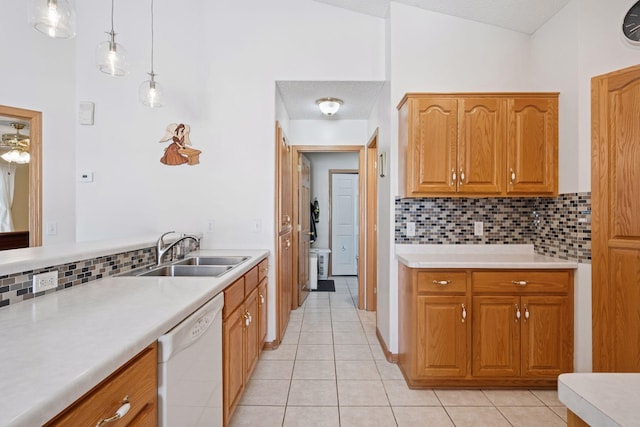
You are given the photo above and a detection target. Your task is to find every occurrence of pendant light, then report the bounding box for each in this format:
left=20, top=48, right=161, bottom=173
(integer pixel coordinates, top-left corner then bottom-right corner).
left=28, top=0, right=76, bottom=39
left=95, top=0, right=129, bottom=76
left=316, top=97, right=343, bottom=116
left=139, top=0, right=164, bottom=108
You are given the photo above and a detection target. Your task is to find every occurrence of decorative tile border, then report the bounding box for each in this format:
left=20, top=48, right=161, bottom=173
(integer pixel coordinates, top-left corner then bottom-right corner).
left=0, top=247, right=154, bottom=308
left=395, top=192, right=592, bottom=263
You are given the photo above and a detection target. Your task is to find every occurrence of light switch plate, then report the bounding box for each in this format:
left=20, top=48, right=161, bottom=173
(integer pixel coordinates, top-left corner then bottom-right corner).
left=474, top=221, right=484, bottom=236
left=79, top=102, right=95, bottom=125
left=406, top=222, right=416, bottom=237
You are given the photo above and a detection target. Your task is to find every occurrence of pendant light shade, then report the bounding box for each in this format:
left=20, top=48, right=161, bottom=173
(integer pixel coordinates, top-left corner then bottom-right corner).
left=139, top=0, right=164, bottom=107
left=139, top=74, right=164, bottom=108
left=316, top=97, right=343, bottom=116
left=95, top=0, right=129, bottom=76
left=28, top=0, right=76, bottom=39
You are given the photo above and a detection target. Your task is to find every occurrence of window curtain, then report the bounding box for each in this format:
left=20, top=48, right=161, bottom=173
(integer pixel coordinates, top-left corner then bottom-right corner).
left=0, top=163, right=16, bottom=232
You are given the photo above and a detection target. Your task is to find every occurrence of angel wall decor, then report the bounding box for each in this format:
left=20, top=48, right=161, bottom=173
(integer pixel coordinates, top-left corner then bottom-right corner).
left=159, top=123, right=202, bottom=166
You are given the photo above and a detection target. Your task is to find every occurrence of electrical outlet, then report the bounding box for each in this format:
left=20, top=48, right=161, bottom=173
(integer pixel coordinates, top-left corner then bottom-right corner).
left=207, top=219, right=215, bottom=232
left=33, top=271, right=58, bottom=293
left=251, top=219, right=262, bottom=233
left=406, top=222, right=416, bottom=237
left=474, top=221, right=484, bottom=236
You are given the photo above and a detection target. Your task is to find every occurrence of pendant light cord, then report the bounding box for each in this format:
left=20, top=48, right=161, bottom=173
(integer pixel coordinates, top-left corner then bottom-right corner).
left=150, top=0, right=155, bottom=75
left=110, top=0, right=115, bottom=33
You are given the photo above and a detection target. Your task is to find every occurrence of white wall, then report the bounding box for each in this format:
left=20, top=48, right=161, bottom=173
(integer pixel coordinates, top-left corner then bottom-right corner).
left=288, top=120, right=370, bottom=146
left=72, top=0, right=384, bottom=342
left=383, top=3, right=534, bottom=353
left=305, top=152, right=359, bottom=249
left=0, top=0, right=77, bottom=244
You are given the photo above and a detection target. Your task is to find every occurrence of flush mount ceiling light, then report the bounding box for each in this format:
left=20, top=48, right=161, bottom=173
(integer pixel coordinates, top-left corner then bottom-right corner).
left=1, top=123, right=31, bottom=164
left=139, top=0, right=164, bottom=108
left=28, top=0, right=76, bottom=39
left=316, top=97, right=343, bottom=116
left=95, top=0, right=129, bottom=76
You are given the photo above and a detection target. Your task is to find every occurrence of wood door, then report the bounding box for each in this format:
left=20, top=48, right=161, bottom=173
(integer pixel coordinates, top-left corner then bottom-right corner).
left=506, top=96, right=558, bottom=195
left=521, top=296, right=572, bottom=377
left=278, top=232, right=292, bottom=340
left=409, top=98, right=458, bottom=195
left=592, top=65, right=640, bottom=372
left=297, top=154, right=311, bottom=306
left=258, top=278, right=268, bottom=345
left=278, top=126, right=292, bottom=233
left=366, top=133, right=378, bottom=311
left=472, top=296, right=521, bottom=377
left=416, top=295, right=467, bottom=377
left=245, top=287, right=260, bottom=380
left=458, top=98, right=505, bottom=194
left=223, top=304, right=246, bottom=424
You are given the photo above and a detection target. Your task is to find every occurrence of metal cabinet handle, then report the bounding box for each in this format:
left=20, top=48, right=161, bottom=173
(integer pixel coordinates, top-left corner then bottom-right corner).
left=260, top=294, right=265, bottom=305
left=432, top=280, right=451, bottom=286
left=284, top=215, right=291, bottom=225
left=459, top=169, right=465, bottom=186
left=285, top=239, right=291, bottom=248
left=515, top=304, right=521, bottom=322
left=510, top=168, right=516, bottom=185
left=95, top=396, right=131, bottom=427
left=244, top=312, right=250, bottom=327
left=259, top=267, right=269, bottom=273
left=511, top=280, right=528, bottom=286
left=461, top=304, right=467, bottom=323
left=451, top=169, right=457, bottom=187
left=524, top=304, right=529, bottom=321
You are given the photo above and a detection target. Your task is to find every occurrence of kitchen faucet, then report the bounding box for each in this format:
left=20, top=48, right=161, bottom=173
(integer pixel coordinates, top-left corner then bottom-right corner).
left=156, top=231, right=201, bottom=266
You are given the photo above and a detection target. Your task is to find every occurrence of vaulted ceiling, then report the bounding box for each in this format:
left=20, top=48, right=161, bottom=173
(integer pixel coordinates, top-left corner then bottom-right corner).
left=313, top=0, right=571, bottom=34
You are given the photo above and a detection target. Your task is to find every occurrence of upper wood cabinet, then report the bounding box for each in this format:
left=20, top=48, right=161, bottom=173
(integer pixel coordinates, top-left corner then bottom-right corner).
left=398, top=93, right=558, bottom=198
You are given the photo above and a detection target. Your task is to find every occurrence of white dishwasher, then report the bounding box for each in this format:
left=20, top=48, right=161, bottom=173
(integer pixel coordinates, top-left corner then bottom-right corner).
left=158, top=292, right=224, bottom=427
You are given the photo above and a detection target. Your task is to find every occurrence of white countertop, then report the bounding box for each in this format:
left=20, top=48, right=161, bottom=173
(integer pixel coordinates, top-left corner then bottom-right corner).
left=396, top=244, right=577, bottom=269
left=0, top=249, right=269, bottom=427
left=558, top=373, right=640, bottom=427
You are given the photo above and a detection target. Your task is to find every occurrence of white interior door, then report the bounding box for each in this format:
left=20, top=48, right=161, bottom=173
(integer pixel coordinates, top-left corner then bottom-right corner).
left=331, top=173, right=358, bottom=276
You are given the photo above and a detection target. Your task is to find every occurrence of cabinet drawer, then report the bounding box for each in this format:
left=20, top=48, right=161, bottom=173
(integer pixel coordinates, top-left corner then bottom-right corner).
left=244, top=265, right=259, bottom=294
left=472, top=270, right=570, bottom=294
left=258, top=258, right=269, bottom=282
left=417, top=271, right=467, bottom=293
left=46, top=344, right=157, bottom=427
left=224, top=276, right=246, bottom=318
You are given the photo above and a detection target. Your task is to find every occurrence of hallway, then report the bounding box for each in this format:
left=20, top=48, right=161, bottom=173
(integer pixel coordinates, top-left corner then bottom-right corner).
left=230, top=277, right=568, bottom=426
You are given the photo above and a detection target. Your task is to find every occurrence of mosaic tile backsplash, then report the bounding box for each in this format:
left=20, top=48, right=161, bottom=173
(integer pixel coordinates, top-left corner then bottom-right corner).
left=395, top=192, right=591, bottom=263
left=0, top=247, right=154, bottom=308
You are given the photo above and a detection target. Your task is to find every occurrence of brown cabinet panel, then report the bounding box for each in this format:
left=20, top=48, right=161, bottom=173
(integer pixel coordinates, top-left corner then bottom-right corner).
left=521, top=296, right=572, bottom=377
left=458, top=98, right=505, bottom=194
left=223, top=277, right=246, bottom=319
left=258, top=278, right=268, bottom=345
left=245, top=287, right=260, bottom=380
left=223, top=305, right=246, bottom=424
left=611, top=248, right=640, bottom=371
left=472, top=270, right=569, bottom=294
left=472, top=296, right=521, bottom=377
left=46, top=344, right=157, bottom=427
left=507, top=97, right=558, bottom=195
left=416, top=295, right=467, bottom=377
left=278, top=232, right=292, bottom=340
left=417, top=271, right=467, bottom=294
left=244, top=266, right=259, bottom=295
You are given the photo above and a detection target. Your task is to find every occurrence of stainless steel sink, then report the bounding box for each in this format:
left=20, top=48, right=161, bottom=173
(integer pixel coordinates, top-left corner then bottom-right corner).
left=139, top=265, right=233, bottom=277
left=173, top=256, right=250, bottom=266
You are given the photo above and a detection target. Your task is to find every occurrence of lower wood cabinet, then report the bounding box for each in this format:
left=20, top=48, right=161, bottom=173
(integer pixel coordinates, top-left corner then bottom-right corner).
left=46, top=344, right=158, bottom=427
left=399, top=264, right=573, bottom=388
left=223, top=258, right=268, bottom=426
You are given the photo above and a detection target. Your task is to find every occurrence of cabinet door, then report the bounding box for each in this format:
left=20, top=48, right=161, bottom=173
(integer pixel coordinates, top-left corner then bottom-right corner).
left=245, top=287, right=260, bottom=380
left=223, top=304, right=246, bottom=424
left=521, top=296, right=571, bottom=377
left=278, top=126, right=292, bottom=232
left=408, top=98, right=458, bottom=195
left=458, top=98, right=505, bottom=194
left=258, top=278, right=268, bottom=345
left=472, top=296, right=520, bottom=377
left=507, top=97, right=558, bottom=195
left=278, top=232, right=292, bottom=341
left=416, top=295, right=467, bottom=377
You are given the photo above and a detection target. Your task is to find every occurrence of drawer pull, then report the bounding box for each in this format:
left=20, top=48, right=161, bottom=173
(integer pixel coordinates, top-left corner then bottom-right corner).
left=524, top=304, right=529, bottom=321
left=432, top=280, right=451, bottom=286
left=512, top=280, right=528, bottom=286
left=510, top=168, right=516, bottom=184
left=244, top=312, right=250, bottom=327
left=515, top=304, right=521, bottom=322
left=451, top=169, right=457, bottom=187
left=459, top=169, right=465, bottom=185
left=260, top=267, right=269, bottom=273
left=95, top=396, right=130, bottom=427
left=461, top=304, right=467, bottom=323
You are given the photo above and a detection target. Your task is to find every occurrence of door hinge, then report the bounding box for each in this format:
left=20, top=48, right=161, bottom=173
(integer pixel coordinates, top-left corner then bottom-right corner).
left=374, top=224, right=377, bottom=232
left=374, top=160, right=377, bottom=169
left=297, top=224, right=301, bottom=232
left=298, top=164, right=302, bottom=172
left=374, top=287, right=377, bottom=294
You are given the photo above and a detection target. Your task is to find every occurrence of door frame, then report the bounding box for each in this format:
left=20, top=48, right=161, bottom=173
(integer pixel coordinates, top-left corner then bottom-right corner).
left=366, top=130, right=378, bottom=311
left=291, top=145, right=366, bottom=310
left=328, top=169, right=358, bottom=277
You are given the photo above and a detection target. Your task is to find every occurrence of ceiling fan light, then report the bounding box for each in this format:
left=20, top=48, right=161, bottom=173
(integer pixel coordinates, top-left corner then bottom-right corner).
left=1, top=149, right=30, bottom=164
left=28, top=0, right=76, bottom=39
left=316, top=97, right=343, bottom=116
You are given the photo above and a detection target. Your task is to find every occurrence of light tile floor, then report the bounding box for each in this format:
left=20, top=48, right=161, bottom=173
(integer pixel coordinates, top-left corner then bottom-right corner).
left=231, top=276, right=568, bottom=427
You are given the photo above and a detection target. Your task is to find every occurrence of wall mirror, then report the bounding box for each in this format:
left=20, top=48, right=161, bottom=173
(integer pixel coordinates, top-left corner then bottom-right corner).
left=0, top=105, right=42, bottom=250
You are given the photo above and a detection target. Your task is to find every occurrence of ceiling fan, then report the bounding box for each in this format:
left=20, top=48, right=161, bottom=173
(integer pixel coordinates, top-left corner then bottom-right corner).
left=1, top=123, right=31, bottom=164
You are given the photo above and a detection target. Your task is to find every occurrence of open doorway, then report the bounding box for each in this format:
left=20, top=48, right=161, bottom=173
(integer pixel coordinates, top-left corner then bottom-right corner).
left=291, top=146, right=366, bottom=309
